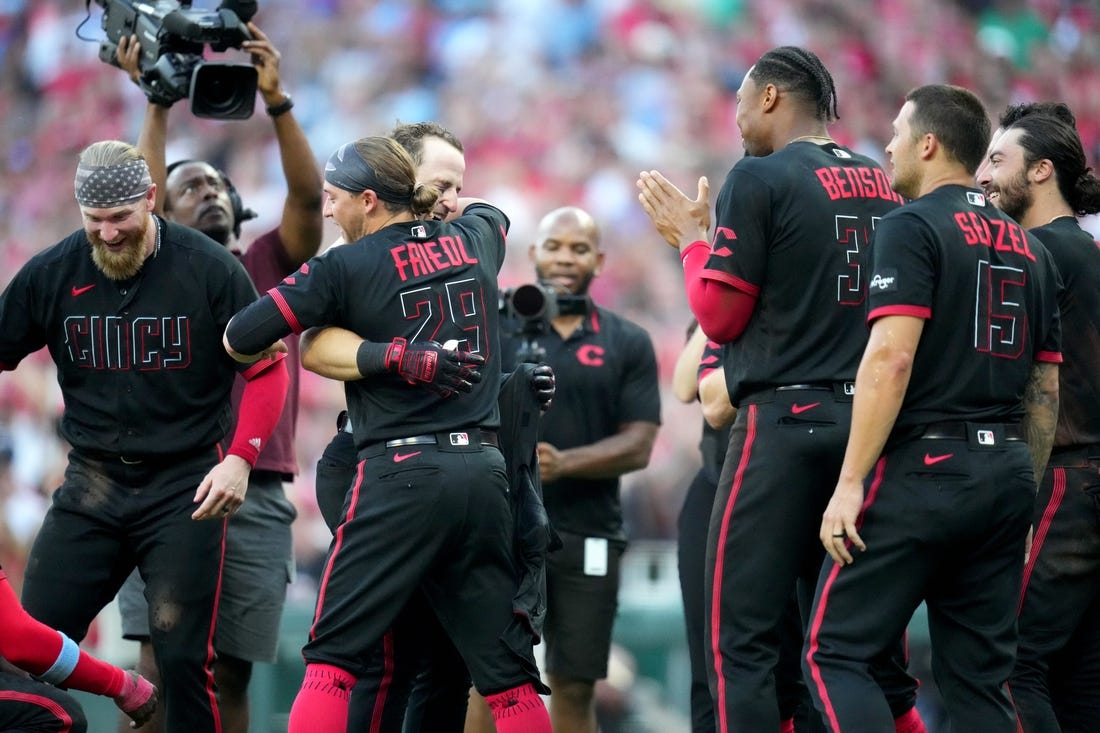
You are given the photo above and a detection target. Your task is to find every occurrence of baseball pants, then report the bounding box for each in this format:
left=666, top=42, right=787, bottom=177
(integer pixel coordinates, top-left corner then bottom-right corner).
left=21, top=448, right=225, bottom=733
left=305, top=434, right=541, bottom=698
left=1011, top=448, right=1100, bottom=733
left=804, top=424, right=1034, bottom=732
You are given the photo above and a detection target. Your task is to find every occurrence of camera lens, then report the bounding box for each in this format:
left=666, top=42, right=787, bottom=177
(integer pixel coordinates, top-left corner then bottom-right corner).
left=190, top=62, right=258, bottom=120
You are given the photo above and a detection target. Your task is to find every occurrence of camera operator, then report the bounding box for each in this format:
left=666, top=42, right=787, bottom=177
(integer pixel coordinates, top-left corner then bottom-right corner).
left=467, top=206, right=661, bottom=733
left=112, top=22, right=322, bottom=733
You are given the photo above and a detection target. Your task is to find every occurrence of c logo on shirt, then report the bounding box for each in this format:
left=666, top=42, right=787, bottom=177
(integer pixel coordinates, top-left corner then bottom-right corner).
left=576, top=345, right=605, bottom=367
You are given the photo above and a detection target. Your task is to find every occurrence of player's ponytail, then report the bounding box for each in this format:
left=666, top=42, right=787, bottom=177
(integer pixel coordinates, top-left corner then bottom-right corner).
left=1010, top=114, right=1100, bottom=217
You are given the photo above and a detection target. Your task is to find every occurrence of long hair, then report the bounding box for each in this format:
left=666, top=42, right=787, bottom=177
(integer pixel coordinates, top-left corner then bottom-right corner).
left=1009, top=114, right=1100, bottom=217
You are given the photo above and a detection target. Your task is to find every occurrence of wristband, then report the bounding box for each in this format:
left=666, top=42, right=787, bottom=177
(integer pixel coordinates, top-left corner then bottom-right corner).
left=356, top=340, right=388, bottom=377
left=266, top=94, right=294, bottom=118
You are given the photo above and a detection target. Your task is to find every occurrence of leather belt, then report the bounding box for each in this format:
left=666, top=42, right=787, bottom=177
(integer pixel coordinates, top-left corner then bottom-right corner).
left=382, top=429, right=499, bottom=449
left=919, top=421, right=1024, bottom=442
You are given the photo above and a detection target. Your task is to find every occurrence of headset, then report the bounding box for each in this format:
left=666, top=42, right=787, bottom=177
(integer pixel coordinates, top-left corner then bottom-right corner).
left=165, top=159, right=258, bottom=239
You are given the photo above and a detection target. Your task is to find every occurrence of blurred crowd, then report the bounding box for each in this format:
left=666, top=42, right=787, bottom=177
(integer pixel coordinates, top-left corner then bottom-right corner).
left=0, top=0, right=1097, bottom=597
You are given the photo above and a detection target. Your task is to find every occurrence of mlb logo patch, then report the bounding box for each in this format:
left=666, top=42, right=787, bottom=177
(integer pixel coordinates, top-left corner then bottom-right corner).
left=411, top=225, right=427, bottom=238
left=966, top=191, right=986, bottom=206
left=977, top=430, right=995, bottom=446
left=449, top=432, right=470, bottom=446
left=843, top=382, right=855, bottom=396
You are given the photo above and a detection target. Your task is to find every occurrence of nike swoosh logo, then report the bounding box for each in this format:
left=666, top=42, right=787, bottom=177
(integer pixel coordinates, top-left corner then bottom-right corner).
left=71, top=284, right=96, bottom=297
left=923, top=453, right=953, bottom=466
left=393, top=451, right=422, bottom=463
left=790, top=402, right=821, bottom=414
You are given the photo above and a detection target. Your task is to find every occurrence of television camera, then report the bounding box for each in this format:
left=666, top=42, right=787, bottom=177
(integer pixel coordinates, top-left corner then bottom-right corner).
left=501, top=282, right=586, bottom=364
left=94, top=0, right=259, bottom=119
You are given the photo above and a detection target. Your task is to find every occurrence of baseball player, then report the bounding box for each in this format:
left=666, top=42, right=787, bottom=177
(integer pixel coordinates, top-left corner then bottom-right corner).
left=0, top=564, right=157, bottom=732
left=5, top=140, right=288, bottom=733
left=672, top=325, right=732, bottom=731
left=978, top=103, right=1100, bottom=732
left=113, top=25, right=322, bottom=733
left=637, top=46, right=923, bottom=733
left=223, top=136, right=552, bottom=733
left=307, top=122, right=554, bottom=732
left=804, top=85, right=1062, bottom=732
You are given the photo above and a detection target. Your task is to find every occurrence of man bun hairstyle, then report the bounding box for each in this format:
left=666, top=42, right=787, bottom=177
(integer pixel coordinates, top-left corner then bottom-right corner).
left=751, top=46, right=839, bottom=123
left=1008, top=114, right=1100, bottom=217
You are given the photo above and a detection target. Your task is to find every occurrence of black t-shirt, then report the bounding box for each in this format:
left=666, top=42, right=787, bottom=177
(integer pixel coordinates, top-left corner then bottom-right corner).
left=229, top=204, right=509, bottom=446
left=1030, top=217, right=1100, bottom=449
left=502, top=303, right=660, bottom=540
left=0, top=218, right=259, bottom=456
left=702, top=141, right=905, bottom=405
left=868, top=186, right=1062, bottom=435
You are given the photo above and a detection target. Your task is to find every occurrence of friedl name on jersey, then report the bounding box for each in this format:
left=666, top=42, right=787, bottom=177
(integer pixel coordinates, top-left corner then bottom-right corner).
left=65, top=315, right=190, bottom=369
left=390, top=235, right=478, bottom=282
left=953, top=212, right=1035, bottom=262
left=814, top=166, right=904, bottom=204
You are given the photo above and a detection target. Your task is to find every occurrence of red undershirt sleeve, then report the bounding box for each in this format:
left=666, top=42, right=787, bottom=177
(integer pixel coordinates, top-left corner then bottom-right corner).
left=228, top=354, right=290, bottom=466
left=0, top=570, right=125, bottom=696
left=682, top=242, right=757, bottom=343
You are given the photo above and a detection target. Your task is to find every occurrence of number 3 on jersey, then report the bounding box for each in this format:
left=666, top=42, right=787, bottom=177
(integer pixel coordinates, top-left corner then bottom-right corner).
left=834, top=213, right=881, bottom=306
left=397, top=277, right=487, bottom=353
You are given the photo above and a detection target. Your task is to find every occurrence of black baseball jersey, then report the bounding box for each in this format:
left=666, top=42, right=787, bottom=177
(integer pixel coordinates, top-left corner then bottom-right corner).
left=0, top=218, right=259, bottom=457
left=697, top=338, right=730, bottom=484
left=229, top=204, right=508, bottom=446
left=868, top=185, right=1062, bottom=434
left=1030, top=217, right=1100, bottom=449
left=503, top=303, right=660, bottom=540
left=702, top=141, right=904, bottom=404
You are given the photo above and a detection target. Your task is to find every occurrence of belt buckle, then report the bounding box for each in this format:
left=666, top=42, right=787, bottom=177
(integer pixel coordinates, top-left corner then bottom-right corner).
left=449, top=432, right=470, bottom=446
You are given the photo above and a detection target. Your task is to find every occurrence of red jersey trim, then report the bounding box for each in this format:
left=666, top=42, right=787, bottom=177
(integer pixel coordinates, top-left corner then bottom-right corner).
left=1035, top=350, right=1063, bottom=364
left=867, top=304, right=931, bottom=323
left=699, top=267, right=761, bottom=298
left=267, top=288, right=303, bottom=333
left=240, top=352, right=287, bottom=380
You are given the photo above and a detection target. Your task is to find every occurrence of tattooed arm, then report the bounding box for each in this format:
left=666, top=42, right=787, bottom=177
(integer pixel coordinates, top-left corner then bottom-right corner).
left=1021, top=361, right=1059, bottom=486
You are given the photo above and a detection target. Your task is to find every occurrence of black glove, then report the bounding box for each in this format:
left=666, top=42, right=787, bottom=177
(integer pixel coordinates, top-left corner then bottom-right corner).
left=358, top=338, right=485, bottom=397
left=528, top=363, right=555, bottom=412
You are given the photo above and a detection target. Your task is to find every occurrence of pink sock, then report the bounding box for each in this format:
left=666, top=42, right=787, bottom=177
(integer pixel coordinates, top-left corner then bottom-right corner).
left=780, top=718, right=796, bottom=733
left=894, top=705, right=928, bottom=733
left=485, top=683, right=552, bottom=733
left=287, top=663, right=356, bottom=733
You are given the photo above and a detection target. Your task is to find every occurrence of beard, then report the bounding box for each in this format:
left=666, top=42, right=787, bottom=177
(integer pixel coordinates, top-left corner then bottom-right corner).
left=88, top=216, right=149, bottom=281
left=991, top=170, right=1033, bottom=223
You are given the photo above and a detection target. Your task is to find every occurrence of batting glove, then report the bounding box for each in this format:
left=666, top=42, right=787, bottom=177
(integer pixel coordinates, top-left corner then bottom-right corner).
left=528, top=363, right=555, bottom=412
left=358, top=338, right=485, bottom=396
left=114, top=671, right=158, bottom=728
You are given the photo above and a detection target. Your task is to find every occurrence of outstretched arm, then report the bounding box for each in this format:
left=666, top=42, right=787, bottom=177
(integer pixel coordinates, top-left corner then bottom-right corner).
left=0, top=570, right=157, bottom=727
left=117, top=35, right=169, bottom=217
left=245, top=23, right=324, bottom=265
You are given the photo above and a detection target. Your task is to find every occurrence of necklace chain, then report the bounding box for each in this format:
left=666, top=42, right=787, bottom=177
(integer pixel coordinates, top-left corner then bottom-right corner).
left=788, top=134, right=835, bottom=146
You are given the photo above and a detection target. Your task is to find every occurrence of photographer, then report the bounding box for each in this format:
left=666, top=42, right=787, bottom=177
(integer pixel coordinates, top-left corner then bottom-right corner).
left=468, top=206, right=661, bottom=733
left=111, top=21, right=322, bottom=733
